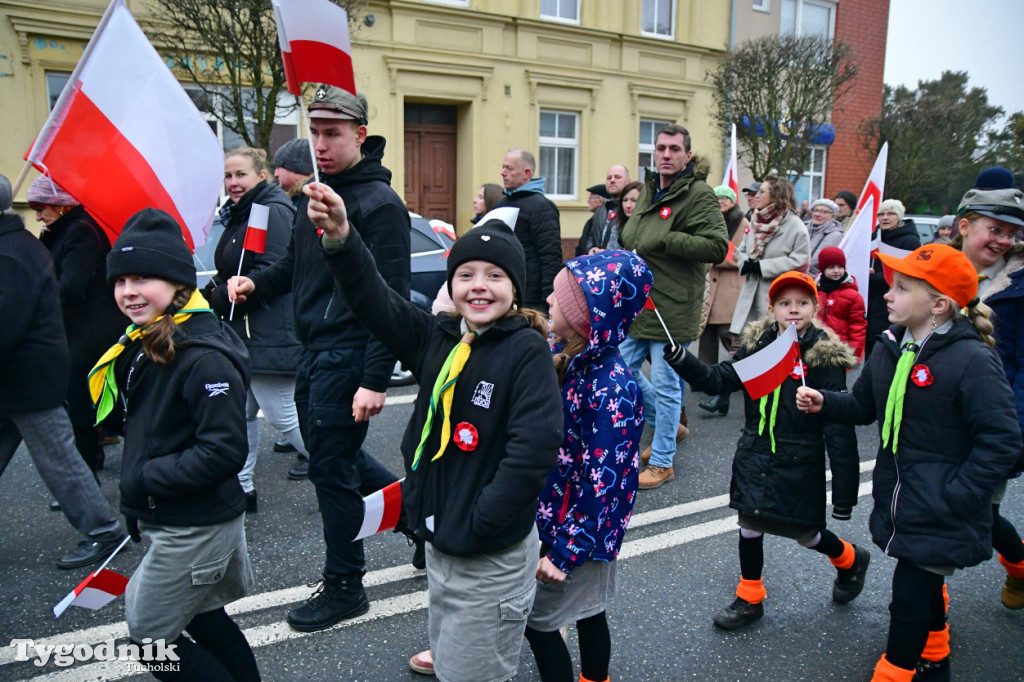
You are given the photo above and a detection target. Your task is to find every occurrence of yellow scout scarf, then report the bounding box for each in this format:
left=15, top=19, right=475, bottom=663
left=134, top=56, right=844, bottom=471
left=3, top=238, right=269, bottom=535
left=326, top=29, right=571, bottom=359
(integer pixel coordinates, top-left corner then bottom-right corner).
left=411, top=331, right=477, bottom=470
left=88, top=289, right=212, bottom=424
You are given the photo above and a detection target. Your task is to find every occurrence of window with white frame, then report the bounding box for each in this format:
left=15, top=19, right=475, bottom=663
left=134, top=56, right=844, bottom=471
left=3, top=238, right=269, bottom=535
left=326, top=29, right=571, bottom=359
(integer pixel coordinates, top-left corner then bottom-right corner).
left=637, top=118, right=673, bottom=181
left=46, top=71, right=71, bottom=110
left=753, top=0, right=770, bottom=12
left=641, top=0, right=675, bottom=38
left=540, top=0, right=580, bottom=24
left=539, top=110, right=579, bottom=199
left=780, top=0, right=835, bottom=38
left=792, top=145, right=827, bottom=205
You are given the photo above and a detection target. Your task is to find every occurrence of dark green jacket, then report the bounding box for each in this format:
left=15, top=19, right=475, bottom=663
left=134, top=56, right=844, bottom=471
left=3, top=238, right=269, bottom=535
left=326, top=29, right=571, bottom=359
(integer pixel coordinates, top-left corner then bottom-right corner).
left=619, top=158, right=728, bottom=342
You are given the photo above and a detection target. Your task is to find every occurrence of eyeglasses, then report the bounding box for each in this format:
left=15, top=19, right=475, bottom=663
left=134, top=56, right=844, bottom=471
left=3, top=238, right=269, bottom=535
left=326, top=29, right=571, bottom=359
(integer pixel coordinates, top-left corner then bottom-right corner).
left=969, top=219, right=1020, bottom=242
left=811, top=208, right=834, bottom=215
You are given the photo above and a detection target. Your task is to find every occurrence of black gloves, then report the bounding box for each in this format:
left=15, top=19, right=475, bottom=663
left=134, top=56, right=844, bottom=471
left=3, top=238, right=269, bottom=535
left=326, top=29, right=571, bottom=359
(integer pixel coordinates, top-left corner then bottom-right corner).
left=663, top=343, right=686, bottom=366
left=740, top=259, right=761, bottom=277
left=126, top=515, right=141, bottom=543
left=832, top=506, right=853, bottom=521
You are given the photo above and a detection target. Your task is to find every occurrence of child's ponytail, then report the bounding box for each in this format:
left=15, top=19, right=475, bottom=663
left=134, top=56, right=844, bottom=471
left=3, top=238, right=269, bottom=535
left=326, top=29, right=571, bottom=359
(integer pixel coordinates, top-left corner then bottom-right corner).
left=142, top=287, right=194, bottom=363
left=516, top=306, right=550, bottom=338
left=966, top=299, right=997, bottom=348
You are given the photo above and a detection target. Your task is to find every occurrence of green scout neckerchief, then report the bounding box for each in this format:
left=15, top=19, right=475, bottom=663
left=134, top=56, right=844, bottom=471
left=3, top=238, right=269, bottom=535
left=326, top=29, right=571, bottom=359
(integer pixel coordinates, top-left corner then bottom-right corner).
left=882, top=342, right=919, bottom=453
left=758, top=385, right=782, bottom=453
left=411, top=331, right=477, bottom=470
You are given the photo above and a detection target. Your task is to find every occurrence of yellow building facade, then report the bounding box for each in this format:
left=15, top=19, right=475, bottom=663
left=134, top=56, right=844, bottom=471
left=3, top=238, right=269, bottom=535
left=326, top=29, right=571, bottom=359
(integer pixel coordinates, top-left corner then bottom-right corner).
left=1, top=0, right=729, bottom=242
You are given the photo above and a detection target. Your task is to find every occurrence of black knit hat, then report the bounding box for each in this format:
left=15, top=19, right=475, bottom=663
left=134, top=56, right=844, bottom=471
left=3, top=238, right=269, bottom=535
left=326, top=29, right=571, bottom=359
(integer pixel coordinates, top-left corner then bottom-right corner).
left=446, top=219, right=526, bottom=302
left=273, top=139, right=313, bottom=176
left=107, top=208, right=196, bottom=288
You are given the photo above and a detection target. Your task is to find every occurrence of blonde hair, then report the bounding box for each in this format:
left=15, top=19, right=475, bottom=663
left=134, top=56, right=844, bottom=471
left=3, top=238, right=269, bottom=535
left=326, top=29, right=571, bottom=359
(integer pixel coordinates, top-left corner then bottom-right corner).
left=225, top=146, right=268, bottom=175
left=915, top=278, right=996, bottom=347
left=142, top=286, right=194, bottom=363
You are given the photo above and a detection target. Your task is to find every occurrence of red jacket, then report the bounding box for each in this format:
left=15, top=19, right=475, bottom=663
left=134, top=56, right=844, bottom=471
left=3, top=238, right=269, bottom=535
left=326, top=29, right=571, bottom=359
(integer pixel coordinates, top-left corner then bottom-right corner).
left=816, top=275, right=866, bottom=360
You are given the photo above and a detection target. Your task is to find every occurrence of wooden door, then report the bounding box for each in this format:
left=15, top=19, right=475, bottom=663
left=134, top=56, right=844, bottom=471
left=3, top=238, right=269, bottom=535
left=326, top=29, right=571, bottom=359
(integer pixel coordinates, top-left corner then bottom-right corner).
left=404, top=104, right=457, bottom=223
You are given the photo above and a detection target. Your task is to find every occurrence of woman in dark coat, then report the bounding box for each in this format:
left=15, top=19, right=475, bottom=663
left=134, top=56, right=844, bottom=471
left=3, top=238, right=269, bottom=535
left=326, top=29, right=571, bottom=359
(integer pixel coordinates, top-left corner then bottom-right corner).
left=28, top=176, right=125, bottom=474
left=864, top=199, right=920, bottom=357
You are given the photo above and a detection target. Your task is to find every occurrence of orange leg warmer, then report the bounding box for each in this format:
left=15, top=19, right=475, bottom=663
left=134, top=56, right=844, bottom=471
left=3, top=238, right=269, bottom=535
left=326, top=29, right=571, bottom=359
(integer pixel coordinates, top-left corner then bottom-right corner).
left=871, top=654, right=916, bottom=682
left=736, top=577, right=767, bottom=604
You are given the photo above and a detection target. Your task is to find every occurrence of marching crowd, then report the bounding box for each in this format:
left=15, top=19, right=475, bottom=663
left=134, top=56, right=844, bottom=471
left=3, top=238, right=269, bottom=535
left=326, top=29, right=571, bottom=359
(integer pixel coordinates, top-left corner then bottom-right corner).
left=2, top=82, right=1024, bottom=682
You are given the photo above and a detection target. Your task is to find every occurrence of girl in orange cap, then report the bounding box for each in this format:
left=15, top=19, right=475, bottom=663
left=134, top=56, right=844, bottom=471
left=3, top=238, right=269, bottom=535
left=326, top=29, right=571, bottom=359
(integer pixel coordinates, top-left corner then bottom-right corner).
left=797, top=244, right=1022, bottom=680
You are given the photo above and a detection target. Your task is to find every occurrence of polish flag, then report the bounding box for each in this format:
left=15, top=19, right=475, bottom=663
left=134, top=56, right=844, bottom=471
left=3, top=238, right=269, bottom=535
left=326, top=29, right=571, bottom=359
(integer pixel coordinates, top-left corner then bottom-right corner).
left=839, top=197, right=875, bottom=312
left=355, top=479, right=404, bottom=541
left=853, top=142, right=888, bottom=233
left=273, top=0, right=355, bottom=96
left=732, top=323, right=800, bottom=400
left=25, top=0, right=223, bottom=250
left=53, top=569, right=129, bottom=618
left=877, top=241, right=913, bottom=286
left=242, top=204, right=270, bottom=254
left=722, top=123, right=740, bottom=200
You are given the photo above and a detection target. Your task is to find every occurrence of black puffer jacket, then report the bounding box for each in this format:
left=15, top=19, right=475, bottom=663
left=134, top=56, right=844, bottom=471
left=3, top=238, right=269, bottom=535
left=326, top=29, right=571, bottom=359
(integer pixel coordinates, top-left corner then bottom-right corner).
left=250, top=136, right=410, bottom=392
left=820, top=318, right=1022, bottom=568
left=204, top=181, right=301, bottom=374
left=866, top=220, right=921, bottom=344
left=494, top=185, right=562, bottom=312
left=105, top=313, right=251, bottom=527
left=0, top=213, right=69, bottom=412
left=323, top=226, right=563, bottom=557
left=39, top=205, right=126, bottom=425
left=668, top=318, right=859, bottom=528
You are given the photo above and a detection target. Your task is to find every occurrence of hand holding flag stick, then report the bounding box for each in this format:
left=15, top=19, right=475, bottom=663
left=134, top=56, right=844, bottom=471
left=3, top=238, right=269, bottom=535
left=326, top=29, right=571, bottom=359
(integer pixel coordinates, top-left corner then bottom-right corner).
left=229, top=203, right=269, bottom=321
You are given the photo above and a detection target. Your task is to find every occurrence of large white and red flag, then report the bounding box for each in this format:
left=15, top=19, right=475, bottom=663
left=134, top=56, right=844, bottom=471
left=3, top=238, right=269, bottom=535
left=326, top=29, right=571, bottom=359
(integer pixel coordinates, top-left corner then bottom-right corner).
left=853, top=142, right=888, bottom=232
left=273, top=0, right=355, bottom=96
left=354, top=479, right=404, bottom=541
left=732, top=323, right=800, bottom=400
left=839, top=196, right=875, bottom=311
left=722, top=123, right=740, bottom=200
left=25, top=0, right=223, bottom=250
left=53, top=569, right=129, bottom=618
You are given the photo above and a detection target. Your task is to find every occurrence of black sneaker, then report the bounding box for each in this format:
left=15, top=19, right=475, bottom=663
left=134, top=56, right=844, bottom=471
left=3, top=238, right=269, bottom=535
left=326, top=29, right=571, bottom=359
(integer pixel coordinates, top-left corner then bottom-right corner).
left=833, top=546, right=871, bottom=604
left=286, top=572, right=369, bottom=632
left=287, top=456, right=309, bottom=480
left=57, top=534, right=128, bottom=570
left=274, top=439, right=297, bottom=453
left=713, top=596, right=764, bottom=630
left=914, top=657, right=950, bottom=682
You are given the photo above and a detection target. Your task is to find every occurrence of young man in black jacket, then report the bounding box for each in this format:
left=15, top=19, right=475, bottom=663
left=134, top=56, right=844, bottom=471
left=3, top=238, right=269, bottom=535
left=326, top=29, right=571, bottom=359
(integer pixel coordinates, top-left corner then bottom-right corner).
left=230, top=87, right=412, bottom=631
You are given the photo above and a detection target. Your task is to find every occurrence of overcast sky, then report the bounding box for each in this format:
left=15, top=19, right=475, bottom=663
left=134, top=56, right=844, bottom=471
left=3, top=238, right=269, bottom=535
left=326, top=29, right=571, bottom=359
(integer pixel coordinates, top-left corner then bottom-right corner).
left=884, top=0, right=1024, bottom=117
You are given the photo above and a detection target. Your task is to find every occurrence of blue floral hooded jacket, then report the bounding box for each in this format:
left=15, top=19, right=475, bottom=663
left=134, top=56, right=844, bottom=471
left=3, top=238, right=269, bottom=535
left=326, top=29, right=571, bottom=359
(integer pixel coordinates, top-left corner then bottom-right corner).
left=537, top=250, right=652, bottom=573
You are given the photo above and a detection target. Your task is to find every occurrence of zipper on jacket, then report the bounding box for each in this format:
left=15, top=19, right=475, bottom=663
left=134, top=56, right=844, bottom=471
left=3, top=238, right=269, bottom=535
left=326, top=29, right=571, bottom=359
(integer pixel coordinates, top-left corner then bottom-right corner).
left=884, top=451, right=900, bottom=555
left=324, top=291, right=335, bottom=320
left=148, top=496, right=156, bottom=509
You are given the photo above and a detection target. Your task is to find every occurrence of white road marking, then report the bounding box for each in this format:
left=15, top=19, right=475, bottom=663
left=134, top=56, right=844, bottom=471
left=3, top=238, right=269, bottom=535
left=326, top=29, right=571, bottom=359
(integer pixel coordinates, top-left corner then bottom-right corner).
left=256, top=392, right=416, bottom=419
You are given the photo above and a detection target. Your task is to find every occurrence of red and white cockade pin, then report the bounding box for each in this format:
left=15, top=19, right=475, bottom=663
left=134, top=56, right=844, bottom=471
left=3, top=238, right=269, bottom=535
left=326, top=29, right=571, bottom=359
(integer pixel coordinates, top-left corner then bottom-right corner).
left=607, top=210, right=617, bottom=220
left=789, top=360, right=806, bottom=381
left=659, top=207, right=672, bottom=219
left=911, top=365, right=933, bottom=387
left=453, top=422, right=479, bottom=451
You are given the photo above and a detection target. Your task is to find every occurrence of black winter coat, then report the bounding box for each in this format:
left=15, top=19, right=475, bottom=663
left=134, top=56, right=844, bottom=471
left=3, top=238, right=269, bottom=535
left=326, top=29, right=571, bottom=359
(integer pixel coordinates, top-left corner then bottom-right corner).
left=669, top=318, right=859, bottom=528
left=204, top=181, right=302, bottom=374
left=104, top=313, right=251, bottom=527
left=39, top=206, right=127, bottom=425
left=866, top=221, right=921, bottom=343
left=494, top=188, right=562, bottom=312
left=323, top=227, right=563, bottom=557
left=250, top=136, right=410, bottom=392
left=0, top=213, right=69, bottom=412
left=820, top=318, right=1022, bottom=568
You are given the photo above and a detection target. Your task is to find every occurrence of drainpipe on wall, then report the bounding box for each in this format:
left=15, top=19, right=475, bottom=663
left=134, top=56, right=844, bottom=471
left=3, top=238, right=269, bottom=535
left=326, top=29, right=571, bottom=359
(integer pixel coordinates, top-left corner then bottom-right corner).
left=723, top=0, right=738, bottom=178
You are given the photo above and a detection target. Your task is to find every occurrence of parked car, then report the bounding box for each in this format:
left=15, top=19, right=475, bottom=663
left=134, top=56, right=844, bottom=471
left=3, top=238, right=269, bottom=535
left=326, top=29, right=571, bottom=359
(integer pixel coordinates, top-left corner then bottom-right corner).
left=907, top=214, right=939, bottom=244
left=194, top=208, right=454, bottom=387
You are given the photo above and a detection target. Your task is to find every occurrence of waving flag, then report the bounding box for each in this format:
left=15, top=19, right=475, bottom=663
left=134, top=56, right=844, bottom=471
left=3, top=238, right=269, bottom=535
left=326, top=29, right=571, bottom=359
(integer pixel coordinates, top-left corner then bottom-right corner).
left=25, top=0, right=222, bottom=250
left=722, top=123, right=740, bottom=200
left=840, top=196, right=875, bottom=311
left=854, top=143, right=888, bottom=232
left=732, top=323, right=800, bottom=399
left=242, top=204, right=270, bottom=254
left=273, top=0, right=355, bottom=96
left=877, top=241, right=913, bottom=286
left=54, top=569, right=129, bottom=618
left=355, top=479, right=404, bottom=541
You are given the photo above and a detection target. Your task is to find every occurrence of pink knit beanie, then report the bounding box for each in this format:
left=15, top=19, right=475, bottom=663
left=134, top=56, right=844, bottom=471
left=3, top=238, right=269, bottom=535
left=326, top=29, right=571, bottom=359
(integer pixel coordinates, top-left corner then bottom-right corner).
left=553, top=268, right=591, bottom=338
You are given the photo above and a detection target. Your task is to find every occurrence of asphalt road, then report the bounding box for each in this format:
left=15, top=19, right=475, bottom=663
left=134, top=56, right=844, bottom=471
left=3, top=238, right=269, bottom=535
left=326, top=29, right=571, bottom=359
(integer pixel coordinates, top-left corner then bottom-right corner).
left=2, top=383, right=1023, bottom=681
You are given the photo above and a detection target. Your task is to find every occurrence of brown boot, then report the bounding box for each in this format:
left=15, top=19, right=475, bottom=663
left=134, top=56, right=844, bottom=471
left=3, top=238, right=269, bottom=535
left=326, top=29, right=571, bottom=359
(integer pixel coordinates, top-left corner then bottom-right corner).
left=680, top=406, right=688, bottom=426
left=639, top=444, right=651, bottom=466
left=638, top=465, right=674, bottom=489
left=676, top=424, right=689, bottom=441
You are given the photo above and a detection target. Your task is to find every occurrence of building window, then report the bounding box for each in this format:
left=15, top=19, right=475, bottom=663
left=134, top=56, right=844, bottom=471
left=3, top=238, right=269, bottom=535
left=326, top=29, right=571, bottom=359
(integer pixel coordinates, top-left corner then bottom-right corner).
left=781, top=0, right=835, bottom=38
left=540, top=0, right=580, bottom=24
left=753, top=0, right=770, bottom=11
left=637, top=118, right=673, bottom=181
left=792, top=145, right=827, bottom=205
left=539, top=109, right=579, bottom=199
left=641, top=0, right=675, bottom=39
left=46, top=71, right=71, bottom=110
left=184, top=86, right=298, bottom=156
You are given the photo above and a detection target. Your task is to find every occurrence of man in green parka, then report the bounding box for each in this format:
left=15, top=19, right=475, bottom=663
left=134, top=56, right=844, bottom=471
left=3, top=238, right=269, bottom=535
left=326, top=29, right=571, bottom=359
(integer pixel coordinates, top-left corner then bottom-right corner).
left=618, top=124, right=729, bottom=489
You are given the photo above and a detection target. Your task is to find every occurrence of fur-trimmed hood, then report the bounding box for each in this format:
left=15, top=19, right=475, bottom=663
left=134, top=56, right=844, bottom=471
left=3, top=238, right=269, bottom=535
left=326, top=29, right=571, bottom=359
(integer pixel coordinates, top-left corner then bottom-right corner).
left=741, top=316, right=857, bottom=369
left=978, top=242, right=1024, bottom=301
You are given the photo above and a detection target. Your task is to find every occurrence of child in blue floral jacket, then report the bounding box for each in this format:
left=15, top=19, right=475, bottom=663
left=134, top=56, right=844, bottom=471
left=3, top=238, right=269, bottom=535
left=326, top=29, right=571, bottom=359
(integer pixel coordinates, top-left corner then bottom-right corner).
left=526, top=250, right=652, bottom=682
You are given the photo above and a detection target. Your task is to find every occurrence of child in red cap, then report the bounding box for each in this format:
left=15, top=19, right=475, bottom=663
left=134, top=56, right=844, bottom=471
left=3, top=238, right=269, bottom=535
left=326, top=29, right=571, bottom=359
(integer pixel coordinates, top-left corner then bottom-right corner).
left=797, top=244, right=1022, bottom=681
left=664, top=270, right=865, bottom=631
left=815, top=246, right=866, bottom=360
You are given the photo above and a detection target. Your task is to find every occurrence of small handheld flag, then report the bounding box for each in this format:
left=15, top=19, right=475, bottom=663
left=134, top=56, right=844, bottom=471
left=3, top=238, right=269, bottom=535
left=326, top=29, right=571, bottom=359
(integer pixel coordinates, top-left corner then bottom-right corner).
left=722, top=123, right=740, bottom=200
left=53, top=535, right=131, bottom=617
left=230, top=203, right=270, bottom=321
left=355, top=479, right=404, bottom=541
left=643, top=295, right=676, bottom=348
left=732, top=323, right=800, bottom=399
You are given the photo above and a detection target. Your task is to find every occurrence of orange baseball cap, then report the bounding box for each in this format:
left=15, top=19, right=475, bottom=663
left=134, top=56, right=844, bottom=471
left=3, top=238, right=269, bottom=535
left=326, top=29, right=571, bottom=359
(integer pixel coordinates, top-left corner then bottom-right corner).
left=876, top=244, right=978, bottom=308
left=768, top=270, right=818, bottom=301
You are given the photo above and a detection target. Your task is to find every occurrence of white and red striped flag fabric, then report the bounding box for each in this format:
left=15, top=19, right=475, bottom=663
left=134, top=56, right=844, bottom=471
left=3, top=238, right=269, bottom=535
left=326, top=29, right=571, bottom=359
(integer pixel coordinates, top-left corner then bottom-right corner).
left=732, top=323, right=800, bottom=400
left=355, top=479, right=404, bottom=541
left=54, top=569, right=129, bottom=618
left=25, top=0, right=223, bottom=250
left=722, top=123, right=740, bottom=200
left=840, top=196, right=876, bottom=310
left=273, top=0, right=355, bottom=96
left=854, top=142, right=888, bottom=233
left=242, top=204, right=270, bottom=254
left=877, top=241, right=913, bottom=286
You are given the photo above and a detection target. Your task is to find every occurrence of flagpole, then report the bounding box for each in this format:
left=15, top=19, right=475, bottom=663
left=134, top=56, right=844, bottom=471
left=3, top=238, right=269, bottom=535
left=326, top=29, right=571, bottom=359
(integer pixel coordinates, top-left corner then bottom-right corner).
left=298, top=95, right=321, bottom=187
left=10, top=159, right=33, bottom=197
left=228, top=248, right=246, bottom=321
left=93, top=535, right=131, bottom=576
left=650, top=302, right=676, bottom=349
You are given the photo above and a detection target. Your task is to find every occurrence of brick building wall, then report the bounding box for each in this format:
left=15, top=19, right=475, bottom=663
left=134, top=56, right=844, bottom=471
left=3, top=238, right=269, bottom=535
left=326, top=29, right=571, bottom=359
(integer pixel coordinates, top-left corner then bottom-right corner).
left=827, top=0, right=890, bottom=196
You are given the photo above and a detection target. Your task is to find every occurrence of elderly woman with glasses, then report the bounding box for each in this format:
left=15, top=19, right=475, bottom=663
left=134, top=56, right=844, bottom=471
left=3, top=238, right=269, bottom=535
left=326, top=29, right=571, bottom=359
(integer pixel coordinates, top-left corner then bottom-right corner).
left=806, top=198, right=844, bottom=278
left=864, top=199, right=922, bottom=358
